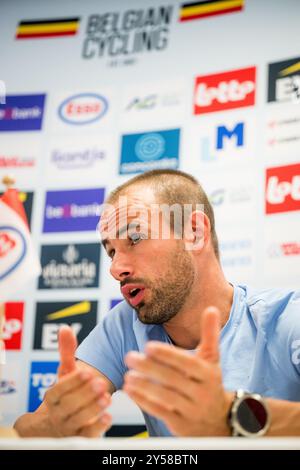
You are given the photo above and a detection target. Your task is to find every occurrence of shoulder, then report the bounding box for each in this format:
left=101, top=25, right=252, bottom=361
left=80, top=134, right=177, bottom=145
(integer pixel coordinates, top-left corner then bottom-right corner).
left=241, top=284, right=300, bottom=337
left=241, top=284, right=299, bottom=308
left=240, top=285, right=300, bottom=380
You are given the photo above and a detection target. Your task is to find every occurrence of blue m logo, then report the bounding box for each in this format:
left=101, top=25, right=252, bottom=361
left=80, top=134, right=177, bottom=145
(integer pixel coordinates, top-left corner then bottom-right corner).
left=216, top=122, right=244, bottom=150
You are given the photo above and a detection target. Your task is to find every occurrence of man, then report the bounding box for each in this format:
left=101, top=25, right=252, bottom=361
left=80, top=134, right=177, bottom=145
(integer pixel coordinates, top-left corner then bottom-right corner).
left=15, top=169, right=300, bottom=437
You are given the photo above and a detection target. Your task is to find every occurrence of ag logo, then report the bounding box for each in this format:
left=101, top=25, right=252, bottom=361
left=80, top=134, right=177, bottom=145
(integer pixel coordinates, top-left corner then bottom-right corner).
left=209, top=189, right=226, bottom=206
left=33, top=301, right=97, bottom=350
left=126, top=95, right=157, bottom=111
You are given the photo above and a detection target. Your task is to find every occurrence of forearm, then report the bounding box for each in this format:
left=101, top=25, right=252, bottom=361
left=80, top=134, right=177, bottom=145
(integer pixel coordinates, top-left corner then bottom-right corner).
left=266, top=398, right=300, bottom=436
left=14, top=411, right=60, bottom=438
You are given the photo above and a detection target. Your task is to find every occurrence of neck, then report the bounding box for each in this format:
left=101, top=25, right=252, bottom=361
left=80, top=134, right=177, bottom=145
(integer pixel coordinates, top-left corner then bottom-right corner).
left=163, top=257, right=234, bottom=350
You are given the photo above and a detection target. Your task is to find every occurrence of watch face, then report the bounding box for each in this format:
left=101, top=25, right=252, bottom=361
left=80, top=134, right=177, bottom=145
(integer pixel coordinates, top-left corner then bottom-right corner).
left=237, top=397, right=268, bottom=433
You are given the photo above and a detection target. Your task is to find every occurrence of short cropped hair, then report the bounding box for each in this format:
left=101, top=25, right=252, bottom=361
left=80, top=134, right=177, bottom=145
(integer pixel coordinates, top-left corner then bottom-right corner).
left=106, top=169, right=219, bottom=259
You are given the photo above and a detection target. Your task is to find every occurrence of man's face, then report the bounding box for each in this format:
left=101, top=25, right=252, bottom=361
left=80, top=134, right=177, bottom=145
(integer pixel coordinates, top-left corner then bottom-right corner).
left=100, top=187, right=195, bottom=325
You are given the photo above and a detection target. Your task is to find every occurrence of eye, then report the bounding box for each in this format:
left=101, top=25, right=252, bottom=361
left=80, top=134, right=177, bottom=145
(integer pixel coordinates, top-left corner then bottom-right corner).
left=108, top=249, right=115, bottom=259
left=129, top=232, right=146, bottom=245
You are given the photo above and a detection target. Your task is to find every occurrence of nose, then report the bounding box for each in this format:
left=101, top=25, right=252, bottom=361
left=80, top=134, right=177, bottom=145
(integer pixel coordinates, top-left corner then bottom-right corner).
left=110, top=252, right=133, bottom=281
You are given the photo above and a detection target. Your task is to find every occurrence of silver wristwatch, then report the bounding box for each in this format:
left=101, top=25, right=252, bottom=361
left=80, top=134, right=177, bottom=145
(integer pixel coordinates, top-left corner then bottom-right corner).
left=228, top=390, right=271, bottom=437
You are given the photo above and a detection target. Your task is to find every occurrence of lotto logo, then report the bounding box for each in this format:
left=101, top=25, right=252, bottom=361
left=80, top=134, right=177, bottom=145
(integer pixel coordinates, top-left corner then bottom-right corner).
left=266, top=163, right=300, bottom=214
left=194, top=67, right=256, bottom=115
left=3, top=302, right=24, bottom=350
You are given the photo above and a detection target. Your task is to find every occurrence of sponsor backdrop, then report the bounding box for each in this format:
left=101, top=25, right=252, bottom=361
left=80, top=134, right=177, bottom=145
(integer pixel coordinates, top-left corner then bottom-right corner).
left=1, top=0, right=300, bottom=434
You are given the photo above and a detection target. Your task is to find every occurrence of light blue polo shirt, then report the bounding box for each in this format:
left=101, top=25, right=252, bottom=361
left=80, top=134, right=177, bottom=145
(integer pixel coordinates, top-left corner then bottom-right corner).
left=76, top=284, right=300, bottom=437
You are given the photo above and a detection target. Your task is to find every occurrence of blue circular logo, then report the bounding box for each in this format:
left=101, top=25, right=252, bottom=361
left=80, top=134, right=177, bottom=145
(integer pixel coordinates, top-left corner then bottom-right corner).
left=135, top=133, right=165, bottom=161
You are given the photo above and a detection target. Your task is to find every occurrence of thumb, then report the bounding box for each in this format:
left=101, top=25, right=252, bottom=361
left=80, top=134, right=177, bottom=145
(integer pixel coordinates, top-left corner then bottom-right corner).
left=196, top=306, right=221, bottom=363
left=57, top=325, right=77, bottom=378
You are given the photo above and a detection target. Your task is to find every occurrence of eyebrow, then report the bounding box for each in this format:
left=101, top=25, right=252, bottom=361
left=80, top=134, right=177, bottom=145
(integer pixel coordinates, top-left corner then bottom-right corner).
left=101, top=223, right=136, bottom=251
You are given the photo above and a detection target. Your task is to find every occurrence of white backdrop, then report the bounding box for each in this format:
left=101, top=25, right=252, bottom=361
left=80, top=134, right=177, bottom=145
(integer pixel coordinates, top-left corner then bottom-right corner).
left=1, top=0, right=300, bottom=435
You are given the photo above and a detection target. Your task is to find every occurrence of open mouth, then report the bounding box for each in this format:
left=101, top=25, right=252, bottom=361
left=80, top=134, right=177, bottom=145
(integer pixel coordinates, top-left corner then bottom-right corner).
left=121, top=284, right=146, bottom=307
left=129, top=288, right=141, bottom=298
left=129, top=288, right=145, bottom=306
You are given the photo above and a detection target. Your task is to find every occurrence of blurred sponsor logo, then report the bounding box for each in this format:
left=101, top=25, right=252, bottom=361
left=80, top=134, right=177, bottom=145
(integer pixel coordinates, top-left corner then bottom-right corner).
left=28, top=362, right=58, bottom=411
left=201, top=121, right=245, bottom=161
left=217, top=122, right=244, bottom=149
left=120, top=129, right=180, bottom=174
left=267, top=115, right=300, bottom=148
left=267, top=242, right=300, bottom=258
left=209, top=186, right=252, bottom=206
left=0, top=154, right=35, bottom=168
left=265, top=163, right=300, bottom=214
left=43, top=188, right=105, bottom=233
left=33, top=301, right=97, bottom=350
left=39, top=243, right=100, bottom=289
left=0, top=380, right=16, bottom=395
left=194, top=67, right=255, bottom=115
left=51, top=146, right=105, bottom=169
left=220, top=239, right=252, bottom=267
left=125, top=91, right=181, bottom=111
left=3, top=302, right=24, bottom=350
left=82, top=6, right=173, bottom=61
left=268, top=56, right=300, bottom=104
left=0, top=94, right=45, bottom=131
left=58, top=93, right=108, bottom=125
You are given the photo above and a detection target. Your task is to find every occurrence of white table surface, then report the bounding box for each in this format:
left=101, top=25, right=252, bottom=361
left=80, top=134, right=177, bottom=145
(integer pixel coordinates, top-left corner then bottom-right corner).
left=0, top=437, right=300, bottom=450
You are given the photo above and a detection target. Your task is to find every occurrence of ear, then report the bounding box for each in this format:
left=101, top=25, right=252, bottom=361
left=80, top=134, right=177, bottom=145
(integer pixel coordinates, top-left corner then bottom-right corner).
left=184, top=210, right=210, bottom=252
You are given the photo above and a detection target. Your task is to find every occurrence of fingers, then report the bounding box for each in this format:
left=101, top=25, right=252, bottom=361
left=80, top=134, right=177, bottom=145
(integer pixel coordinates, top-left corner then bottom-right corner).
left=44, top=369, right=111, bottom=436
left=45, top=369, right=92, bottom=405
left=123, top=385, right=182, bottom=436
left=124, top=371, right=194, bottom=415
left=197, top=306, right=221, bottom=363
left=58, top=325, right=77, bottom=378
left=62, top=393, right=112, bottom=435
left=131, top=342, right=210, bottom=382
left=125, top=352, right=200, bottom=398
left=47, top=377, right=107, bottom=419
left=79, top=413, right=112, bottom=438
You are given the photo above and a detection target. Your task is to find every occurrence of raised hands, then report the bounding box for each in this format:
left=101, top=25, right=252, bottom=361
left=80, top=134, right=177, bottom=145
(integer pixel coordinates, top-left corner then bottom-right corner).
left=124, top=307, right=234, bottom=436
left=42, top=325, right=112, bottom=437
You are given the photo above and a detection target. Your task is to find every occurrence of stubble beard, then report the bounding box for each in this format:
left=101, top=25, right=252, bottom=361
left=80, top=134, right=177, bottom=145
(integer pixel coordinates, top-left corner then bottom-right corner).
left=135, top=246, right=195, bottom=325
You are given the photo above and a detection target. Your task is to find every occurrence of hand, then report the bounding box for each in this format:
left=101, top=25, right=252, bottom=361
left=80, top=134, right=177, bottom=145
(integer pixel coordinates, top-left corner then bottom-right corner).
left=123, top=307, right=234, bottom=436
left=44, top=326, right=112, bottom=437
